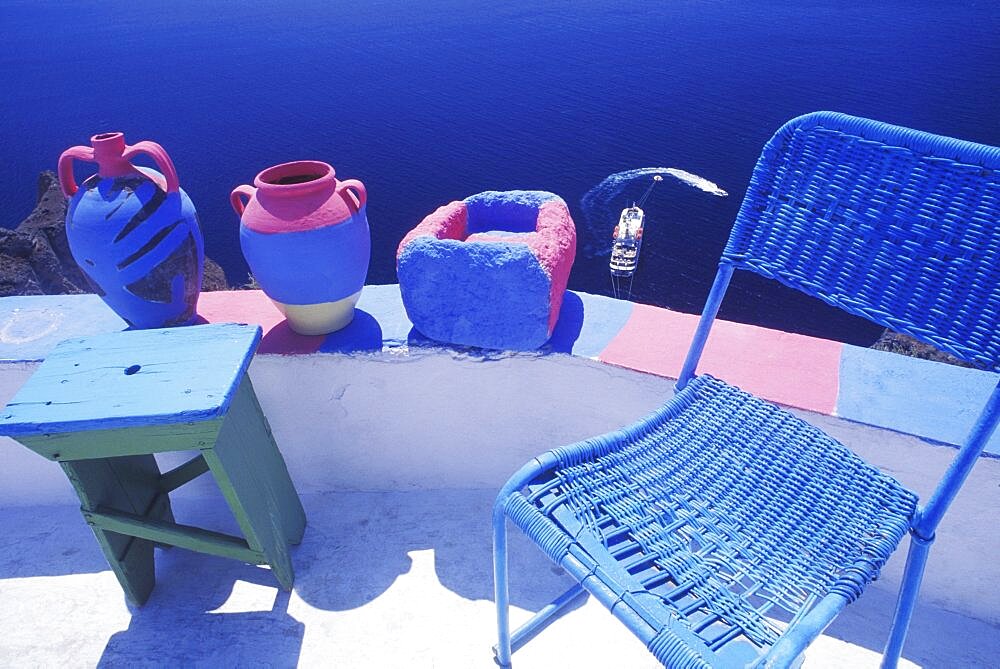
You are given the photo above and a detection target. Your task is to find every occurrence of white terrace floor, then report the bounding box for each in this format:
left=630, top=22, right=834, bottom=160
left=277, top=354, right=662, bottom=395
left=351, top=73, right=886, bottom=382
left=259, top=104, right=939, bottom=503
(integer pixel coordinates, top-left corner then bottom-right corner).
left=1, top=352, right=998, bottom=668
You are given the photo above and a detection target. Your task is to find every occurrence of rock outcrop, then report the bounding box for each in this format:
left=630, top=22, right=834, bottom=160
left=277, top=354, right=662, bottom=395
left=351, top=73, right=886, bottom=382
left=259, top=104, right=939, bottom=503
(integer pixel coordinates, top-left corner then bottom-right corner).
left=1, top=171, right=230, bottom=298
left=872, top=330, right=973, bottom=368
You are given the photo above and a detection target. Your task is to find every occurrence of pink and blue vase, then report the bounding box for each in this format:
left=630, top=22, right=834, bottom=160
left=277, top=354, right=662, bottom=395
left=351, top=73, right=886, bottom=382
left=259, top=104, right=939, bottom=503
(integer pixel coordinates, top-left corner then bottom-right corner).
left=232, top=160, right=370, bottom=335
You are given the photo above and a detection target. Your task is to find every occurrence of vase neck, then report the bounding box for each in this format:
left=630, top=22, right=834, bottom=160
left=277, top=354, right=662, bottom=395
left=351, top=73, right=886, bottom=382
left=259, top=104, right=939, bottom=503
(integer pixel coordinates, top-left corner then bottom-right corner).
left=90, top=132, right=137, bottom=179
left=254, top=160, right=336, bottom=197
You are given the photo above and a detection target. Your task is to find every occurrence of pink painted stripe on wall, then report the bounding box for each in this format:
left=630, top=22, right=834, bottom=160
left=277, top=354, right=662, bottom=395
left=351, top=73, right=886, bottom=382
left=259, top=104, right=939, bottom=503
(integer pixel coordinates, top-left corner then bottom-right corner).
left=598, top=304, right=842, bottom=414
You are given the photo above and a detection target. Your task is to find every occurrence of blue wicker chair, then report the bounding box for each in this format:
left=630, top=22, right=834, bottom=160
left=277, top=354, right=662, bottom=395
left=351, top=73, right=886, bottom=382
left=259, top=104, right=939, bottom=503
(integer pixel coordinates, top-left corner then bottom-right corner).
left=493, top=111, right=1000, bottom=668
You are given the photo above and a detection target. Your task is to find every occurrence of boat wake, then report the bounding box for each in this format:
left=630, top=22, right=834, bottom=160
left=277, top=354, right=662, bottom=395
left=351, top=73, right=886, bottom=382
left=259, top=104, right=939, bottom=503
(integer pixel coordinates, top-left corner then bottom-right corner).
left=579, top=167, right=728, bottom=259
left=658, top=168, right=729, bottom=197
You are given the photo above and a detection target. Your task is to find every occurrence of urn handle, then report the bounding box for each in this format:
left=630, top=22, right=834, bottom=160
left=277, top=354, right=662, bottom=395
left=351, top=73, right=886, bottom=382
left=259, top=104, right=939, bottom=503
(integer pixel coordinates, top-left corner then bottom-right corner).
left=57, top=145, right=96, bottom=198
left=122, top=141, right=181, bottom=193
left=58, top=139, right=181, bottom=197
left=337, top=179, right=367, bottom=214
left=230, top=184, right=257, bottom=216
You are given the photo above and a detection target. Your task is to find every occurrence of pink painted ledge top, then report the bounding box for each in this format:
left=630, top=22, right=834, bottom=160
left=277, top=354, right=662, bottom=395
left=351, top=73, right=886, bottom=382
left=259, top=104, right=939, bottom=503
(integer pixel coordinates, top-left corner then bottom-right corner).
left=196, top=289, right=841, bottom=414
left=599, top=303, right=842, bottom=414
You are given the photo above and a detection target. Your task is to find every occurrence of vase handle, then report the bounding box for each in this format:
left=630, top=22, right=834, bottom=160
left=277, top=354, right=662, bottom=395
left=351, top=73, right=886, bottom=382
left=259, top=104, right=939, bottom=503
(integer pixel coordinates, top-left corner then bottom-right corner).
left=122, top=141, right=181, bottom=193
left=230, top=184, right=256, bottom=216
left=337, top=179, right=367, bottom=214
left=57, top=145, right=96, bottom=198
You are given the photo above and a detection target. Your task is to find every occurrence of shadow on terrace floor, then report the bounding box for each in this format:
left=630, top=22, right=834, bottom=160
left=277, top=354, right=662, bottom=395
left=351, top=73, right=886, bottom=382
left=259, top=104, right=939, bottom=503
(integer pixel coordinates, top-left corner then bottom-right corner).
left=0, top=489, right=585, bottom=667
left=98, top=567, right=303, bottom=668
left=2, top=486, right=996, bottom=667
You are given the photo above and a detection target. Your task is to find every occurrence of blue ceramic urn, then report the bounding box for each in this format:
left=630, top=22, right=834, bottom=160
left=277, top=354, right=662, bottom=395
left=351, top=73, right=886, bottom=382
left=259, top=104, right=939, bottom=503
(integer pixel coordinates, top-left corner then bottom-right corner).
left=58, top=133, right=204, bottom=328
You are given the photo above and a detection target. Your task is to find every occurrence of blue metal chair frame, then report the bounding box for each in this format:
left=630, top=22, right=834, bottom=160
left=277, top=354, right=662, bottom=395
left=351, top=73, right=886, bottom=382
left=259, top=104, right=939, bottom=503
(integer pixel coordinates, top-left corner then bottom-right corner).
left=493, top=111, right=1000, bottom=668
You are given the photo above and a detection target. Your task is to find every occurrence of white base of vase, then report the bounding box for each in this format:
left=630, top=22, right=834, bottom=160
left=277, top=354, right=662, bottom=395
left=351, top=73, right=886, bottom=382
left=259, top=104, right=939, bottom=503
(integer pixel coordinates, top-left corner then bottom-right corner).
left=272, top=291, right=361, bottom=335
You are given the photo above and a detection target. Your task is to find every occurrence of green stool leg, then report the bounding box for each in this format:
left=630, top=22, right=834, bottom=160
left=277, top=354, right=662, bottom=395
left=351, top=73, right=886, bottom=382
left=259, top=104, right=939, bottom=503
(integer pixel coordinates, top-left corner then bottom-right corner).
left=202, top=375, right=306, bottom=590
left=62, top=454, right=174, bottom=605
left=237, top=376, right=306, bottom=545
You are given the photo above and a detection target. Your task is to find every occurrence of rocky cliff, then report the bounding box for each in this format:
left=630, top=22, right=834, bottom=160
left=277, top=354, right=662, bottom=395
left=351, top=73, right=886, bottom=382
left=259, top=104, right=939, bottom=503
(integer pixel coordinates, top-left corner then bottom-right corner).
left=1, top=171, right=229, bottom=297
left=871, top=330, right=972, bottom=368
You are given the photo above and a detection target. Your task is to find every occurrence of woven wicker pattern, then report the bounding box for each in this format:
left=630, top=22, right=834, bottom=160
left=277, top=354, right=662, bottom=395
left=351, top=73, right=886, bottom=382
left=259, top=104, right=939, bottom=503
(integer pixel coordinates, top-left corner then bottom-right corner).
left=522, top=375, right=917, bottom=660
left=725, top=112, right=1000, bottom=370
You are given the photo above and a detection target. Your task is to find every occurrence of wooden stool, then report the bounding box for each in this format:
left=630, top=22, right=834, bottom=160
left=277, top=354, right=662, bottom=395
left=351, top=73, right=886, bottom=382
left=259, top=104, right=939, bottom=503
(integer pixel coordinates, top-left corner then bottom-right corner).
left=0, top=323, right=306, bottom=605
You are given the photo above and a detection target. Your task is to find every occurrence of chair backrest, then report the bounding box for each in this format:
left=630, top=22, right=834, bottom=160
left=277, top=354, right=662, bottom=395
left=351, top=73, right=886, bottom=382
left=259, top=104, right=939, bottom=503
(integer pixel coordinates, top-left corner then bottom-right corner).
left=722, top=111, right=1000, bottom=370
left=675, top=112, right=1000, bottom=535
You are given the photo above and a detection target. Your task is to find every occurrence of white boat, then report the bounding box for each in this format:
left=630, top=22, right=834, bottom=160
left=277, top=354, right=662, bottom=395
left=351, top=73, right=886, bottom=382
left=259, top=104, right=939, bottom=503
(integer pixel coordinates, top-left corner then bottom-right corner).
left=609, top=205, right=644, bottom=276
left=609, top=175, right=661, bottom=298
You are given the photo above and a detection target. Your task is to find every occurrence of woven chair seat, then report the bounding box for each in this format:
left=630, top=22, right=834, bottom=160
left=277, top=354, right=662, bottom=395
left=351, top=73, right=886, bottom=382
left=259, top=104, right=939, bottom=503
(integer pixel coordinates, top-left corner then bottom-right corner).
left=505, top=375, right=918, bottom=667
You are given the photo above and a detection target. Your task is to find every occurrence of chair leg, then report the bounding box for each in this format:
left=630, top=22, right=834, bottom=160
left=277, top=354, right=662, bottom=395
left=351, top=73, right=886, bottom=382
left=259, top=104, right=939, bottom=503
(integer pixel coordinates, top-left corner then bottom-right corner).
left=509, top=582, right=586, bottom=651
left=493, top=496, right=589, bottom=666
left=494, top=504, right=513, bottom=668
left=881, top=532, right=934, bottom=669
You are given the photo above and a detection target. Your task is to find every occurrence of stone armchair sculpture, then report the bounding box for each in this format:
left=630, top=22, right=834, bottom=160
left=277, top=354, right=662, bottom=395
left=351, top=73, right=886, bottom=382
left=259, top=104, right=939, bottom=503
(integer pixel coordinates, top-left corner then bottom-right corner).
left=397, top=190, right=576, bottom=350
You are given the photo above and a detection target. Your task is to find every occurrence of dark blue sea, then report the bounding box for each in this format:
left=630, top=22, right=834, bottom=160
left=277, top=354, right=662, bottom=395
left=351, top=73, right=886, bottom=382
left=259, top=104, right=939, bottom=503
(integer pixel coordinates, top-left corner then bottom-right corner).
left=3, top=0, right=998, bottom=344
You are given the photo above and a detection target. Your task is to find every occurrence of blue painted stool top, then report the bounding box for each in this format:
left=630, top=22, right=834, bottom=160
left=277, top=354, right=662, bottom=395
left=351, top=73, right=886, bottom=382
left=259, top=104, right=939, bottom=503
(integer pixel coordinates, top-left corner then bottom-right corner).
left=0, top=323, right=262, bottom=436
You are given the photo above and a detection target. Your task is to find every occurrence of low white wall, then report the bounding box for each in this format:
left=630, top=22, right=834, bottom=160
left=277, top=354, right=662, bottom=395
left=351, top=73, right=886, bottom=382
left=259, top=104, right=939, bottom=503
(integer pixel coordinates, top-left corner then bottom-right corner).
left=0, top=362, right=69, bottom=505
left=0, top=351, right=674, bottom=507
